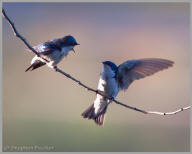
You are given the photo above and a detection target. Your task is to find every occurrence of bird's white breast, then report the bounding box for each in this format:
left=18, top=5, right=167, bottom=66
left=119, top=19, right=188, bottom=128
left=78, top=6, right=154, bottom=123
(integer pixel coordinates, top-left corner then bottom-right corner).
left=50, top=46, right=72, bottom=65
left=61, top=46, right=71, bottom=55
left=93, top=67, right=119, bottom=114
left=97, top=73, right=119, bottom=98
left=97, top=77, right=106, bottom=92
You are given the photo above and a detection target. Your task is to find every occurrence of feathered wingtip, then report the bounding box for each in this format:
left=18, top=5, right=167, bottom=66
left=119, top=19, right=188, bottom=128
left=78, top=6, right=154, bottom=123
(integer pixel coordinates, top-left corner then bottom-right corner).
left=82, top=104, right=107, bottom=126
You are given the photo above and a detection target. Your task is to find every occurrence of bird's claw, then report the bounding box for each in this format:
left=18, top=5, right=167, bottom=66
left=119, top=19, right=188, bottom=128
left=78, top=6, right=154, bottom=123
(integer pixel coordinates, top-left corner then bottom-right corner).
left=109, top=97, right=114, bottom=101
left=54, top=66, right=58, bottom=71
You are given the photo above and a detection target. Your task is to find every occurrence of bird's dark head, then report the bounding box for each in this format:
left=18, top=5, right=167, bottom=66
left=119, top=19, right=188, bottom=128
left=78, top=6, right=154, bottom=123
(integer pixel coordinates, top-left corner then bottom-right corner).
left=61, top=35, right=80, bottom=52
left=62, top=35, right=79, bottom=46
left=102, top=61, right=118, bottom=72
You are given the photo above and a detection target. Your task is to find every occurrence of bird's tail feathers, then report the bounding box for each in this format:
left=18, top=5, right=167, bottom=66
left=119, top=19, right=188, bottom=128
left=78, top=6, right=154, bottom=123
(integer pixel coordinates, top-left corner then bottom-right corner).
left=25, top=60, right=46, bottom=72
left=82, top=102, right=109, bottom=126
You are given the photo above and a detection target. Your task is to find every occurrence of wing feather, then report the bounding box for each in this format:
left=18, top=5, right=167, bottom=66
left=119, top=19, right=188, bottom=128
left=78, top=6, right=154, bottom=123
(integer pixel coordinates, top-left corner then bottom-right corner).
left=32, top=39, right=62, bottom=55
left=116, top=58, right=174, bottom=90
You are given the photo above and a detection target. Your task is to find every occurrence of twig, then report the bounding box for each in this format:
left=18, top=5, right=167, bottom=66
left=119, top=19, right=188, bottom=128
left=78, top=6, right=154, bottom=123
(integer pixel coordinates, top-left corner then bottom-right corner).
left=2, top=8, right=190, bottom=116
left=2, top=9, right=49, bottom=62
left=147, top=106, right=191, bottom=115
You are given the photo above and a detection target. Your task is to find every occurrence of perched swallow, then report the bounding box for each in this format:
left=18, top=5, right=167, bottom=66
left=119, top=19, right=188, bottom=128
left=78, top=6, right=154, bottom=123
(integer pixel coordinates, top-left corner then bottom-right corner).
left=82, top=58, right=174, bottom=125
left=25, top=35, right=79, bottom=72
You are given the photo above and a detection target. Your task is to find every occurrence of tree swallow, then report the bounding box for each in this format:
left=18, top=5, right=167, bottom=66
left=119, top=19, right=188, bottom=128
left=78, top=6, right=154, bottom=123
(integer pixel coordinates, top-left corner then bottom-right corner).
left=25, top=35, right=79, bottom=72
left=82, top=58, right=174, bottom=125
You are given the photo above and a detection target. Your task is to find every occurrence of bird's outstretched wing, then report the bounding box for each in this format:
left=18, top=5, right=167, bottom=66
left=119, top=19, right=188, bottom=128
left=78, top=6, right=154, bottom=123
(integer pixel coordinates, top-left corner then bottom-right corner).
left=116, top=58, right=174, bottom=90
left=32, top=39, right=62, bottom=55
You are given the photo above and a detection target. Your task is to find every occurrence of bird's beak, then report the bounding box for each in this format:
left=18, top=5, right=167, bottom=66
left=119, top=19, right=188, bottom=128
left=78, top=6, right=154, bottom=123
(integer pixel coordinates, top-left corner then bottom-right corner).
left=76, top=43, right=80, bottom=46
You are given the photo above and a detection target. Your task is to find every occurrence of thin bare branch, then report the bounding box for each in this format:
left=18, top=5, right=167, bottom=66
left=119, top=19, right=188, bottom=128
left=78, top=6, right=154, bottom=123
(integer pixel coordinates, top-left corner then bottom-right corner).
left=146, top=106, right=191, bottom=115
left=2, top=9, right=49, bottom=62
left=2, top=8, right=190, bottom=116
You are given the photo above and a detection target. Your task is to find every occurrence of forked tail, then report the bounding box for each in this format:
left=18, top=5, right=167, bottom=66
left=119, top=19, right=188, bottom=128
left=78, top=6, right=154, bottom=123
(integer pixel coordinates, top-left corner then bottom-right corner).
left=25, top=60, right=46, bottom=72
left=81, top=102, right=108, bottom=126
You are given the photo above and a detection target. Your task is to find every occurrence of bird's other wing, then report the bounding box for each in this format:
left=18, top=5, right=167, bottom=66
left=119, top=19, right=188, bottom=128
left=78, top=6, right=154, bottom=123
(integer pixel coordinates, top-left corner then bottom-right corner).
left=116, top=58, right=174, bottom=90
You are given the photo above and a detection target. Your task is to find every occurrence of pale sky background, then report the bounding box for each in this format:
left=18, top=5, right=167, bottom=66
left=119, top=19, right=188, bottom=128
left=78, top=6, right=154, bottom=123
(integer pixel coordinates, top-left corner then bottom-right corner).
left=2, top=2, right=190, bottom=152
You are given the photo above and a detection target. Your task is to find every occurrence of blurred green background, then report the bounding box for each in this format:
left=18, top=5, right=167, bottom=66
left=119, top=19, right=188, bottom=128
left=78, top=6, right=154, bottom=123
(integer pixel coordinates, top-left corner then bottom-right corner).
left=2, top=2, right=190, bottom=152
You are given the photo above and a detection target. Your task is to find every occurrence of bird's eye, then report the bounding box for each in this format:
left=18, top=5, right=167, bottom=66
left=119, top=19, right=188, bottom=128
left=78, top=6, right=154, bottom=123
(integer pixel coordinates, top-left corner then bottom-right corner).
left=107, top=63, right=112, bottom=66
left=71, top=43, right=75, bottom=46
